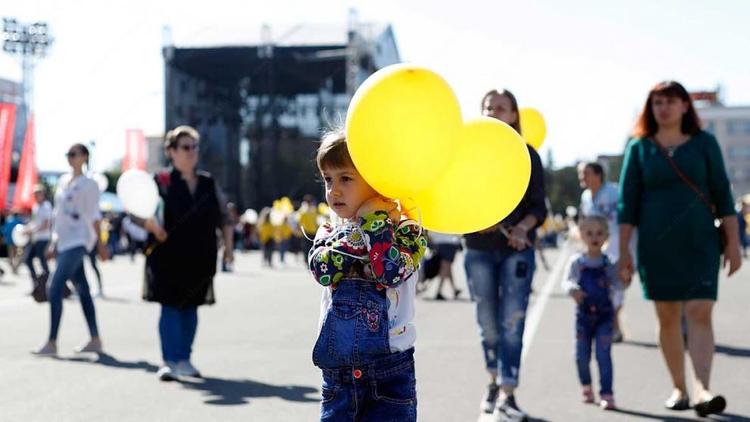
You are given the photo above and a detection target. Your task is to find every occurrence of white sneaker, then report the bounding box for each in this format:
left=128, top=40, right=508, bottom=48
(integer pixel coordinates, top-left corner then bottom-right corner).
left=176, top=360, right=202, bottom=378
left=157, top=361, right=178, bottom=381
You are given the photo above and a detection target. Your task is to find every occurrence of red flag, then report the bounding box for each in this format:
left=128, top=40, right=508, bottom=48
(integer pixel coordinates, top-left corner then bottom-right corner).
left=122, top=129, right=147, bottom=171
left=12, top=115, right=37, bottom=211
left=0, top=103, right=17, bottom=211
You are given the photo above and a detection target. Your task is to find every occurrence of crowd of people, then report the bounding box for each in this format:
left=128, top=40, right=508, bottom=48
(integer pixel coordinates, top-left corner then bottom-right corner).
left=1, top=79, right=749, bottom=422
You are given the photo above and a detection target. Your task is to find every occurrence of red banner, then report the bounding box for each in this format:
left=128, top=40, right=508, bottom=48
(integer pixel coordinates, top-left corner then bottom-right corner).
left=0, top=103, right=17, bottom=211
left=12, top=115, right=37, bottom=211
left=122, top=129, right=147, bottom=171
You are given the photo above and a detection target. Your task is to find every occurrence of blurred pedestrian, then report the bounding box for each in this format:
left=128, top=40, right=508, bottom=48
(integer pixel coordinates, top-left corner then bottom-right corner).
left=258, top=207, right=275, bottom=267
left=428, top=231, right=462, bottom=300
left=32, top=143, right=107, bottom=356
left=464, top=88, right=547, bottom=421
left=738, top=199, right=748, bottom=258
left=618, top=81, right=742, bottom=417
left=1, top=209, right=24, bottom=274
left=141, top=125, right=233, bottom=381
left=23, top=185, right=52, bottom=292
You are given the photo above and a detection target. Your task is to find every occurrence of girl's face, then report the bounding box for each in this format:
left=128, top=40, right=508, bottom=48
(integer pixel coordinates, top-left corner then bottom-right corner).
left=66, top=146, right=87, bottom=170
left=651, top=94, right=688, bottom=129
left=169, top=135, right=199, bottom=172
left=483, top=94, right=518, bottom=127
left=580, top=220, right=608, bottom=252
left=321, top=165, right=378, bottom=220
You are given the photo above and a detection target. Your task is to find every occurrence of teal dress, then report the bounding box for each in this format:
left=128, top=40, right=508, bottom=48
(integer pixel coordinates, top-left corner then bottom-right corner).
left=617, top=131, right=735, bottom=301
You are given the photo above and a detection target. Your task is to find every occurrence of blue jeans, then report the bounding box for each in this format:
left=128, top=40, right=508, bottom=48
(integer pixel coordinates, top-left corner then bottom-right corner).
left=320, top=348, right=417, bottom=421
left=48, top=246, right=99, bottom=341
left=575, top=310, right=614, bottom=396
left=314, top=279, right=415, bottom=420
left=159, top=305, right=198, bottom=362
left=25, top=239, right=49, bottom=280
left=464, top=248, right=535, bottom=388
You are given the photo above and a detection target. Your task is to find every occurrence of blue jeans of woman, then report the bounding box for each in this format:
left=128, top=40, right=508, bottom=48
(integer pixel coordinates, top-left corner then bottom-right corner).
left=159, top=305, right=198, bottom=363
left=48, top=246, right=99, bottom=341
left=25, top=239, right=49, bottom=280
left=313, top=279, right=417, bottom=421
left=464, top=247, right=535, bottom=388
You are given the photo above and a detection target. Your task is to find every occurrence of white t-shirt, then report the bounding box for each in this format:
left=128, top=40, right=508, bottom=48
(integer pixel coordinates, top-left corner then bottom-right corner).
left=53, top=174, right=101, bottom=252
left=30, top=200, right=52, bottom=241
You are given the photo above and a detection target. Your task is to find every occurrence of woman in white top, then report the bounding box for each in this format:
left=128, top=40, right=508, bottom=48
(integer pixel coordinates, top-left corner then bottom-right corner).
left=23, top=185, right=53, bottom=290
left=32, top=143, right=107, bottom=356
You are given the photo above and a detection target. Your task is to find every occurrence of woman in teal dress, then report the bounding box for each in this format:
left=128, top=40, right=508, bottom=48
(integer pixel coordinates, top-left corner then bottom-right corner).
left=618, top=81, right=742, bottom=417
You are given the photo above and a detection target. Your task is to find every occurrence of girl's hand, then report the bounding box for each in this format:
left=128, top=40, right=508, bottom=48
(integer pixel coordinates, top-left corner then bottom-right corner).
left=507, top=225, right=530, bottom=250
left=618, top=252, right=634, bottom=286
left=570, top=289, right=586, bottom=305
left=45, top=244, right=56, bottom=260
left=723, top=243, right=742, bottom=277
left=357, top=197, right=399, bottom=221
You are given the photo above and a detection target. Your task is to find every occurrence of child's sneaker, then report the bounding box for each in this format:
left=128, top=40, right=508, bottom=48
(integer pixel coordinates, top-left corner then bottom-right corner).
left=494, top=395, right=529, bottom=422
left=600, top=394, right=616, bottom=410
left=582, top=386, right=595, bottom=404
left=481, top=382, right=500, bottom=413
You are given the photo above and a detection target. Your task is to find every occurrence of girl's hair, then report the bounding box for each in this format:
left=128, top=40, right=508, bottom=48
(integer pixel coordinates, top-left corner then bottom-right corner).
left=165, top=125, right=200, bottom=149
left=480, top=88, right=522, bottom=133
left=579, top=215, right=609, bottom=235
left=70, top=143, right=90, bottom=165
left=584, top=162, right=605, bottom=182
left=632, top=80, right=702, bottom=138
left=316, top=129, right=354, bottom=171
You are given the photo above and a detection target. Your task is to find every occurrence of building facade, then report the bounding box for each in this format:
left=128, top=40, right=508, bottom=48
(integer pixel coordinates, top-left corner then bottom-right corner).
left=698, top=105, right=750, bottom=199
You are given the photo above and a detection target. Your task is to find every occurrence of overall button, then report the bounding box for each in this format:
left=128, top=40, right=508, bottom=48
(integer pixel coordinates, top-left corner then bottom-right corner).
left=352, top=369, right=362, bottom=379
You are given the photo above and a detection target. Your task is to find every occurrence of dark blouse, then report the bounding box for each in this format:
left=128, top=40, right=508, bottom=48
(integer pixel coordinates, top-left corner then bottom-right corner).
left=145, top=169, right=229, bottom=308
left=464, top=144, right=548, bottom=251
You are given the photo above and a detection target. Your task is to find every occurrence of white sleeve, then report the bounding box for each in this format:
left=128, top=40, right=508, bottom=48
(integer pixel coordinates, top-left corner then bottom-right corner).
left=560, top=255, right=581, bottom=294
left=86, top=180, right=101, bottom=221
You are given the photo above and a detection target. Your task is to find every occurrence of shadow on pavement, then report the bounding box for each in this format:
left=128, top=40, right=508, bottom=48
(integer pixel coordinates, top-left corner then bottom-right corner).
left=179, top=376, right=319, bottom=405
left=613, top=408, right=696, bottom=421
left=61, top=352, right=160, bottom=373
left=623, top=340, right=750, bottom=358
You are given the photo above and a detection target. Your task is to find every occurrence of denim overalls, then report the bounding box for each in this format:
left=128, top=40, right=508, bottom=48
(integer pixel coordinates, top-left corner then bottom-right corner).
left=313, top=279, right=417, bottom=421
left=575, top=256, right=614, bottom=396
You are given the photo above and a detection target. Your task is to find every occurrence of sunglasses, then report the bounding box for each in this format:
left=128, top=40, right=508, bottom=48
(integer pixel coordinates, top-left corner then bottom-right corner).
left=175, top=143, right=199, bottom=152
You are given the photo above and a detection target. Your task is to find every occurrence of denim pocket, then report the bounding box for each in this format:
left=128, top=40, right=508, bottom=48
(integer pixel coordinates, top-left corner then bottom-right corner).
left=370, top=368, right=416, bottom=405
left=321, top=385, right=338, bottom=404
left=331, top=300, right=360, bottom=319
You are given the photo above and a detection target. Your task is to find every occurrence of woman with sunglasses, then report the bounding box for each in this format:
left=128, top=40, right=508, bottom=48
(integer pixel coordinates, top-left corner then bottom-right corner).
left=141, top=125, right=234, bottom=381
left=32, top=143, right=107, bottom=356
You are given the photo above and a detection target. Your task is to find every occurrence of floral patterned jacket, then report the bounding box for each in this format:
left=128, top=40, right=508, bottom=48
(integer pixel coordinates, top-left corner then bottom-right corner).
left=308, top=211, right=427, bottom=289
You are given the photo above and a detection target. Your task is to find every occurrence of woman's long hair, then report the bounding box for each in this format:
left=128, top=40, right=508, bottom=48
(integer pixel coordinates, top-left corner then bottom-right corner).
left=632, top=81, right=702, bottom=138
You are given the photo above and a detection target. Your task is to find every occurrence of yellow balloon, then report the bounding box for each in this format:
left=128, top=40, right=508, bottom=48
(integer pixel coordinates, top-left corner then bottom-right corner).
left=519, top=108, right=546, bottom=150
left=412, top=117, right=531, bottom=234
left=346, top=64, right=463, bottom=198
left=318, top=203, right=330, bottom=216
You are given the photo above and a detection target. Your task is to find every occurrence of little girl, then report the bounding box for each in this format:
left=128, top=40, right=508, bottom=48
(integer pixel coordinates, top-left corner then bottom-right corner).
left=562, top=215, right=619, bottom=410
left=308, top=130, right=426, bottom=421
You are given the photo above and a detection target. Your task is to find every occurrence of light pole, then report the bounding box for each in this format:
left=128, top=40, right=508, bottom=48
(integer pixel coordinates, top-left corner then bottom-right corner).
left=2, top=17, right=53, bottom=114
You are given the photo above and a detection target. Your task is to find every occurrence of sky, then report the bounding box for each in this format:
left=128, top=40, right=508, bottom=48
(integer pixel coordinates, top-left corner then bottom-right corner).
left=1, top=0, right=749, bottom=172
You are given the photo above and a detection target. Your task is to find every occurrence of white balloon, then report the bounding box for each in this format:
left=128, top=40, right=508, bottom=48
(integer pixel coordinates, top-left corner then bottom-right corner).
left=11, top=224, right=29, bottom=247
left=91, top=172, right=109, bottom=193
left=116, top=169, right=160, bottom=218
left=241, top=208, right=258, bottom=225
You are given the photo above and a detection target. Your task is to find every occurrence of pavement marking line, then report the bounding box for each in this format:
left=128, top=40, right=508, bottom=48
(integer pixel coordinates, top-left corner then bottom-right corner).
left=521, top=242, right=571, bottom=363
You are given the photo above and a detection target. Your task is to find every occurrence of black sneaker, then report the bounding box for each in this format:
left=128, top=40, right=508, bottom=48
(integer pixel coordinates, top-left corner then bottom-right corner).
left=494, top=395, right=529, bottom=422
left=481, top=383, right=500, bottom=413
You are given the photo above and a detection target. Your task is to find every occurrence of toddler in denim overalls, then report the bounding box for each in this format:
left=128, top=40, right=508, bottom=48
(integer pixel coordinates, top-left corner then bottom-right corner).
left=308, top=130, right=427, bottom=421
left=562, top=215, right=620, bottom=410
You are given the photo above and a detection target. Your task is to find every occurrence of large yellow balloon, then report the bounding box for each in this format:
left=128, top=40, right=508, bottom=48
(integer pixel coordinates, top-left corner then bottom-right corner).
left=412, top=117, right=531, bottom=234
left=519, top=107, right=546, bottom=150
left=346, top=64, right=463, bottom=198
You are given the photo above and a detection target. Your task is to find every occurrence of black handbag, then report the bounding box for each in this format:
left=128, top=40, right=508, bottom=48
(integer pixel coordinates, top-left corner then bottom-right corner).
left=32, top=273, right=71, bottom=303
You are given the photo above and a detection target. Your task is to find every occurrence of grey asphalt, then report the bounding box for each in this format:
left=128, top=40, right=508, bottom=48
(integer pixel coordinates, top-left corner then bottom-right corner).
left=0, top=242, right=748, bottom=421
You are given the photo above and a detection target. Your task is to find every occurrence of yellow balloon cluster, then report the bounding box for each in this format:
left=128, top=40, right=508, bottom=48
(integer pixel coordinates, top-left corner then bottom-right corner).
left=346, top=65, right=532, bottom=234
left=519, top=107, right=546, bottom=150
